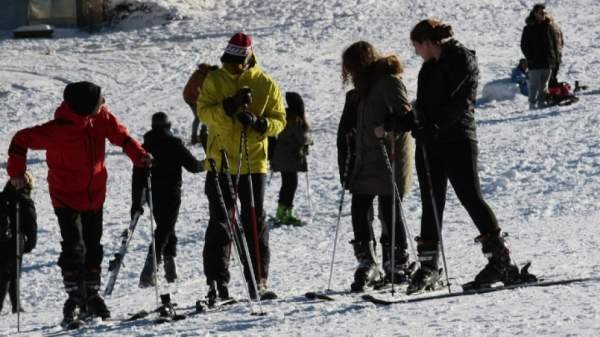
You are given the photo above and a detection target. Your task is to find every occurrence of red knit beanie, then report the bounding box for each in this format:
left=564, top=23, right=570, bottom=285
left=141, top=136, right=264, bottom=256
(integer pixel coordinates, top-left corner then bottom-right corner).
left=221, top=32, right=253, bottom=64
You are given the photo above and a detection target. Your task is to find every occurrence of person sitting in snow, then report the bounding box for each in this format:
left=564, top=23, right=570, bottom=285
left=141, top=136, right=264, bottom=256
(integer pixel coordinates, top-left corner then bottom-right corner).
left=6, top=82, right=151, bottom=326
left=0, top=172, right=37, bottom=314
left=511, top=58, right=529, bottom=96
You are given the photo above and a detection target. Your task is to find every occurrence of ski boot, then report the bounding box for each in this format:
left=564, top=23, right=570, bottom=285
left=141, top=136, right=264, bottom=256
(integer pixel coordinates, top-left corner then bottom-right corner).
left=139, top=247, right=157, bottom=288
left=283, top=207, right=304, bottom=226
left=350, top=240, right=383, bottom=292
left=164, top=255, right=178, bottom=283
left=407, top=239, right=442, bottom=295
left=463, top=231, right=526, bottom=290
left=84, top=269, right=110, bottom=319
left=61, top=274, right=86, bottom=329
left=381, top=242, right=413, bottom=284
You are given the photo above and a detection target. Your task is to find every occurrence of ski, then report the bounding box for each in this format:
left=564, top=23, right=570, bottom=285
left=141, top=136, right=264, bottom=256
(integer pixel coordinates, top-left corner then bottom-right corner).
left=305, top=282, right=405, bottom=302
left=362, top=276, right=599, bottom=305
left=104, top=208, right=144, bottom=296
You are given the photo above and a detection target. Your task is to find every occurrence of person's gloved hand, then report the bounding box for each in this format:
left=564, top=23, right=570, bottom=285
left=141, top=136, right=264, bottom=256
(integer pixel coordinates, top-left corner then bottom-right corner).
left=23, top=235, right=36, bottom=253
left=412, top=123, right=439, bottom=142
left=237, top=112, right=268, bottom=133
left=253, top=117, right=268, bottom=133
left=130, top=206, right=144, bottom=220
left=384, top=112, right=416, bottom=133
left=223, top=87, right=253, bottom=116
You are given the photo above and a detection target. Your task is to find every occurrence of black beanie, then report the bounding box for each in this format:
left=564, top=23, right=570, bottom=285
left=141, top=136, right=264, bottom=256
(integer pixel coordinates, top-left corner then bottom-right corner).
left=285, top=92, right=305, bottom=118
left=63, top=81, right=102, bottom=116
left=151, top=112, right=171, bottom=129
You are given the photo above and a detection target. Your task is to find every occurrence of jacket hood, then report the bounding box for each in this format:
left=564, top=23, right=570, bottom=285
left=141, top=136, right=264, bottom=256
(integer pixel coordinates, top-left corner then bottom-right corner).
left=54, top=102, right=103, bottom=126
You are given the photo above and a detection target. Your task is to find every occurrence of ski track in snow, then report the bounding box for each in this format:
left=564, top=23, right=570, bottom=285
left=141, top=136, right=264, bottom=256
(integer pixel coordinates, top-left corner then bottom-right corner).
left=1, top=0, right=600, bottom=336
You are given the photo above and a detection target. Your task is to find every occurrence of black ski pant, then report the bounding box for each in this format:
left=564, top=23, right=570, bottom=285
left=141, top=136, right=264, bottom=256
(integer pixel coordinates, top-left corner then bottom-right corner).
left=55, top=207, right=104, bottom=296
left=351, top=194, right=408, bottom=250
left=203, top=172, right=269, bottom=286
left=277, top=171, right=298, bottom=208
left=151, top=187, right=180, bottom=259
left=415, top=138, right=500, bottom=245
left=0, top=259, right=20, bottom=312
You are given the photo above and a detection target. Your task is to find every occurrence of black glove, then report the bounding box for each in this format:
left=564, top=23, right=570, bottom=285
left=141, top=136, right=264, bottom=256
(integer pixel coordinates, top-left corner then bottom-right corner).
left=130, top=206, right=144, bottom=220
left=223, top=87, right=253, bottom=116
left=253, top=117, right=268, bottom=133
left=23, top=235, right=35, bottom=253
left=412, top=123, right=439, bottom=142
left=237, top=111, right=257, bottom=126
left=384, top=112, right=416, bottom=133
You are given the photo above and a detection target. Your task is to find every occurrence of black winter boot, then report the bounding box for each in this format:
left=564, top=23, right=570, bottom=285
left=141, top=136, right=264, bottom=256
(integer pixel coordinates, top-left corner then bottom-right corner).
left=469, top=231, right=520, bottom=288
left=61, top=272, right=85, bottom=326
left=139, top=248, right=157, bottom=288
left=350, top=240, right=383, bottom=292
left=407, top=239, right=442, bottom=294
left=84, top=269, right=110, bottom=319
left=164, top=255, right=178, bottom=283
left=381, top=242, right=412, bottom=284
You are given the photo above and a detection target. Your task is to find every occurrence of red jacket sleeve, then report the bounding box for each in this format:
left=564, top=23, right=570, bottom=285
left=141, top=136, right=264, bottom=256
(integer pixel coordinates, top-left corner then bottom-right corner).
left=102, top=107, right=147, bottom=167
left=7, top=123, right=54, bottom=178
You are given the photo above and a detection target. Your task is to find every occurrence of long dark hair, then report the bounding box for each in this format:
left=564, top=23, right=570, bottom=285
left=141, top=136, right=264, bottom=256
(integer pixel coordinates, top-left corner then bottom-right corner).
left=342, top=41, right=403, bottom=96
left=285, top=91, right=309, bottom=132
left=410, top=18, right=454, bottom=44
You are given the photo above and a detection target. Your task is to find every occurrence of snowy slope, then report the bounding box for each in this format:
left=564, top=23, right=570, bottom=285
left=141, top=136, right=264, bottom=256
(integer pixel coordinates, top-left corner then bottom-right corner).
left=1, top=0, right=600, bottom=336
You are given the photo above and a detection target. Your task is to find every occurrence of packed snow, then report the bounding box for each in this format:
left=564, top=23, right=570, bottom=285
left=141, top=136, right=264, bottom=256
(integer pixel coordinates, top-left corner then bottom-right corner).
left=1, top=0, right=600, bottom=336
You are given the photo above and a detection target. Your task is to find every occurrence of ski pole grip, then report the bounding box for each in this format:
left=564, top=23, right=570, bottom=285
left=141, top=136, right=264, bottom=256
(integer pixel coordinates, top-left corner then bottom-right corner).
left=208, top=158, right=218, bottom=173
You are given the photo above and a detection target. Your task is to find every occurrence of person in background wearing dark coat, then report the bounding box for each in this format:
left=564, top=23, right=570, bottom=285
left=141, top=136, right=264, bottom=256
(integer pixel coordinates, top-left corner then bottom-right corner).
left=520, top=4, right=561, bottom=109
left=404, top=19, right=529, bottom=294
left=341, top=41, right=414, bottom=291
left=133, top=112, right=204, bottom=287
left=270, top=92, right=312, bottom=226
left=0, top=172, right=37, bottom=314
left=7, top=81, right=151, bottom=325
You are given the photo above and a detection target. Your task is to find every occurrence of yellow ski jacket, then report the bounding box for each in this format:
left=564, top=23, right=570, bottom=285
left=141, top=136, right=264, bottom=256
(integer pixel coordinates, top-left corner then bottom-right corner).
left=197, top=58, right=286, bottom=174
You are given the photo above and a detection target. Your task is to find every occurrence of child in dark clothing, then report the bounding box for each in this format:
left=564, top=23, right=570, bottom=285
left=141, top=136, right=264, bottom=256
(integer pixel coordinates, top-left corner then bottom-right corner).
left=270, top=92, right=313, bottom=226
left=0, top=172, right=37, bottom=314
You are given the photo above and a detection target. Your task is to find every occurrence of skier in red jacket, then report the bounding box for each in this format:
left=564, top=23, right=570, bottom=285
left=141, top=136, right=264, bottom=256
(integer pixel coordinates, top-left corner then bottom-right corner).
left=6, top=81, right=151, bottom=326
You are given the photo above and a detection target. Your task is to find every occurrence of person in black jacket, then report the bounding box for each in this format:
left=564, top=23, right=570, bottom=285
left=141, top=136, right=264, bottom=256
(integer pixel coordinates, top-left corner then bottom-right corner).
left=0, top=172, right=37, bottom=314
left=401, top=19, right=527, bottom=293
left=133, top=112, right=204, bottom=287
left=520, top=4, right=561, bottom=109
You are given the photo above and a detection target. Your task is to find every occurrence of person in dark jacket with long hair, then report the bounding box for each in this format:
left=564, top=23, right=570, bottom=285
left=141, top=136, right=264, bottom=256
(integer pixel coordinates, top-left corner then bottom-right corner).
left=133, top=112, right=204, bottom=288
left=0, top=172, right=37, bottom=314
left=340, top=41, right=414, bottom=291
left=399, top=19, right=530, bottom=293
left=521, top=4, right=561, bottom=109
left=270, top=92, right=312, bottom=226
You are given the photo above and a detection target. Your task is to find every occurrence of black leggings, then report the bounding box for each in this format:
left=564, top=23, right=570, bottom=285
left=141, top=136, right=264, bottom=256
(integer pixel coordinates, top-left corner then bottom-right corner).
left=278, top=171, right=298, bottom=208
left=351, top=194, right=408, bottom=249
left=415, top=139, right=499, bottom=244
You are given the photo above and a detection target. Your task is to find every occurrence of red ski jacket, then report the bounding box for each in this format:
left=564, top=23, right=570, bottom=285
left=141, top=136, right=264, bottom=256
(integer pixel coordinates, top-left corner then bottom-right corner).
left=7, top=102, right=147, bottom=211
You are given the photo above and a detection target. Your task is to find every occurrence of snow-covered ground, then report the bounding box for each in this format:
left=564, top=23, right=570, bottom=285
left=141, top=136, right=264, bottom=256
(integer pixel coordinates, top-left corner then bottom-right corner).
left=1, top=0, right=600, bottom=336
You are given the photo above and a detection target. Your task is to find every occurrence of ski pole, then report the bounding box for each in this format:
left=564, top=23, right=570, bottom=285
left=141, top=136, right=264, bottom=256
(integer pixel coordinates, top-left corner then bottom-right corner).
left=305, top=167, right=313, bottom=225
left=15, top=201, right=21, bottom=332
left=221, top=150, right=265, bottom=314
left=419, top=143, right=451, bottom=294
left=389, top=133, right=397, bottom=295
left=412, top=108, right=452, bottom=294
left=146, top=170, right=161, bottom=309
left=326, top=135, right=353, bottom=291
left=208, top=159, right=261, bottom=314
left=241, top=127, right=263, bottom=287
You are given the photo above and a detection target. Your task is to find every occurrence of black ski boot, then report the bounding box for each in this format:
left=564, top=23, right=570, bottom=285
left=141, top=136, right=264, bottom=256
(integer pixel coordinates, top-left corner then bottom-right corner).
left=164, top=255, right=178, bottom=283
left=407, top=239, right=442, bottom=294
left=61, top=274, right=85, bottom=329
left=217, top=282, right=230, bottom=300
left=84, top=269, right=110, bottom=319
left=139, top=247, right=157, bottom=288
left=463, top=231, right=522, bottom=290
left=381, top=242, right=413, bottom=284
left=350, top=240, right=383, bottom=292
